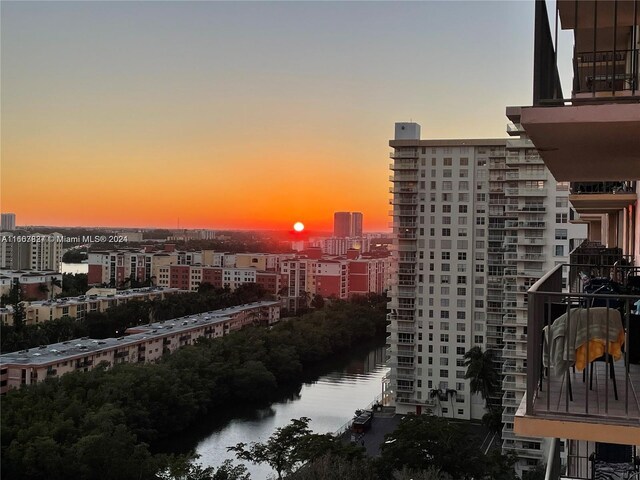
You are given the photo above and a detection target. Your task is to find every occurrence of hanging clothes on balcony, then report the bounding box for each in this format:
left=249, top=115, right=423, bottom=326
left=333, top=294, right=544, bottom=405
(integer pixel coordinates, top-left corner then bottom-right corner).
left=543, top=308, right=625, bottom=374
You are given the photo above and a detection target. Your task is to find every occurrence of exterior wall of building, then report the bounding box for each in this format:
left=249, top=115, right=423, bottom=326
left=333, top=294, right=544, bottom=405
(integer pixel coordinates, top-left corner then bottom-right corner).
left=235, top=254, right=278, bottom=271
left=169, top=265, right=190, bottom=290
left=222, top=268, right=257, bottom=290
left=201, top=267, right=223, bottom=288
left=256, top=271, right=279, bottom=295
left=499, top=118, right=587, bottom=468
left=1, top=213, right=16, bottom=231
left=348, top=261, right=369, bottom=295
left=29, top=233, right=64, bottom=271
left=334, top=212, right=352, bottom=237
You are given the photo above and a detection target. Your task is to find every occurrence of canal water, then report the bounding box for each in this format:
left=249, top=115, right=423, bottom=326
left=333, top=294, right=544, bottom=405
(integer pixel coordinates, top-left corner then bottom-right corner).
left=171, top=345, right=388, bottom=479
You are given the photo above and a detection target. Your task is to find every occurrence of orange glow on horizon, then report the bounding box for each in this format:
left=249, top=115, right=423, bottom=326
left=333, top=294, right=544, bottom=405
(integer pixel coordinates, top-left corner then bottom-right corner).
left=1, top=133, right=392, bottom=232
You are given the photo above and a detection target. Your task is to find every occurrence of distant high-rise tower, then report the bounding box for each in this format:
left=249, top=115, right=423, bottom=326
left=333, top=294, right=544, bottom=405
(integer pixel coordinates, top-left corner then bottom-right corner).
left=1, top=213, right=16, bottom=231
left=333, top=212, right=351, bottom=237
left=351, top=212, right=363, bottom=237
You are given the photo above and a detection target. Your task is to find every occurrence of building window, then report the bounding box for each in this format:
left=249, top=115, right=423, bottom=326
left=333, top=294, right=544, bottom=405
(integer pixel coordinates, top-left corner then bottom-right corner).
left=555, top=229, right=568, bottom=240
left=555, top=245, right=565, bottom=256
left=556, top=213, right=568, bottom=223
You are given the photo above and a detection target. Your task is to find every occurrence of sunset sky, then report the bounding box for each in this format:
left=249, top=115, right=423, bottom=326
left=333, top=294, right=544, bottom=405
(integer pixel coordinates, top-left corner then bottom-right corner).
left=2, top=1, right=542, bottom=232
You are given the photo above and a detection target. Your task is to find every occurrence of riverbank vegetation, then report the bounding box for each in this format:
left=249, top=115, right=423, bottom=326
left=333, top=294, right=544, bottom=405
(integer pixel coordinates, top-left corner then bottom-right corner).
left=225, top=415, right=521, bottom=480
left=1, top=296, right=387, bottom=479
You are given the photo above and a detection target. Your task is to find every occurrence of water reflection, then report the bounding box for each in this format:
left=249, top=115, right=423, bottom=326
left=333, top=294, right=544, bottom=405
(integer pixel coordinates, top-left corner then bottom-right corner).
left=192, top=345, right=387, bottom=478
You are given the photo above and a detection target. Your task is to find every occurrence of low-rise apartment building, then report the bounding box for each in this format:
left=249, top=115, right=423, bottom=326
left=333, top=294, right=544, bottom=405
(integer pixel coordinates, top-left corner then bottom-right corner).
left=1, top=287, right=184, bottom=326
left=0, top=301, right=280, bottom=394
left=0, top=269, right=63, bottom=301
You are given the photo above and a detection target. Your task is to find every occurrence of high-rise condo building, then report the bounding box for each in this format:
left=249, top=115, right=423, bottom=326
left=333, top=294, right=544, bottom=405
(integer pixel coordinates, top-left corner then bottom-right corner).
left=334, top=212, right=352, bottom=237
left=1, top=213, right=16, bottom=231
left=351, top=212, right=364, bottom=237
left=386, top=122, right=585, bottom=472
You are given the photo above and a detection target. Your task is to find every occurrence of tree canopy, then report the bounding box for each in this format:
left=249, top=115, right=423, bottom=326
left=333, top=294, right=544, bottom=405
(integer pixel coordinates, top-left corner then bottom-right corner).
left=1, top=298, right=387, bottom=479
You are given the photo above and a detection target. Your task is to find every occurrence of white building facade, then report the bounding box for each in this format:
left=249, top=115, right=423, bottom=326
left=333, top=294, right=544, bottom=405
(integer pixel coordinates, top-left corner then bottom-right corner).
left=386, top=121, right=585, bottom=465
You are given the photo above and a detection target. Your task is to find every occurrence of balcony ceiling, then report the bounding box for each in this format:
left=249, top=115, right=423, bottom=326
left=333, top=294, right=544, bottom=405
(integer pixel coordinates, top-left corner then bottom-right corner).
left=559, top=0, right=640, bottom=29
left=521, top=103, right=640, bottom=181
left=569, top=193, right=637, bottom=214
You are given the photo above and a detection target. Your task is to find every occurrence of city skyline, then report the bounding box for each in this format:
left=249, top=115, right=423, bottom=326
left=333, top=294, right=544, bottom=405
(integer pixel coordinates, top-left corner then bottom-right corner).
left=2, top=1, right=539, bottom=231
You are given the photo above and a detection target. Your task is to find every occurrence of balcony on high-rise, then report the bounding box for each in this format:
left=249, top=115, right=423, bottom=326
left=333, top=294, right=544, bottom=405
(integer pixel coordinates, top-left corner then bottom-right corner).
left=514, top=1, right=640, bottom=182
left=514, top=261, right=640, bottom=446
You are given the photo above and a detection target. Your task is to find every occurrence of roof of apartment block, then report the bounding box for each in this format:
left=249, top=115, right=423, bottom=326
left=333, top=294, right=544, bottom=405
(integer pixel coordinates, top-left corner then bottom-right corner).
left=0, top=269, right=61, bottom=276
left=0, top=300, right=280, bottom=367
left=25, top=287, right=186, bottom=308
left=389, top=138, right=508, bottom=147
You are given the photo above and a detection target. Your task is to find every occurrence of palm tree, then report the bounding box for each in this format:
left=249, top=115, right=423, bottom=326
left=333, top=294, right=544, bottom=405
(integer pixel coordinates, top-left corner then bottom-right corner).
left=429, top=388, right=446, bottom=416
left=38, top=283, right=50, bottom=300
left=50, top=276, right=62, bottom=300
left=463, top=347, right=500, bottom=408
left=298, top=290, right=310, bottom=310
left=445, top=389, right=457, bottom=418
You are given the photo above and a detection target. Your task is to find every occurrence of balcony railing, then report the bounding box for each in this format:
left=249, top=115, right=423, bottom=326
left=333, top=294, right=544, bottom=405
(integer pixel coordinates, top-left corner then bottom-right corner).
left=574, top=49, right=640, bottom=97
left=533, top=0, right=640, bottom=105
left=570, top=181, right=636, bottom=195
left=389, top=160, right=419, bottom=170
left=525, top=263, right=640, bottom=432
left=390, top=149, right=418, bottom=159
